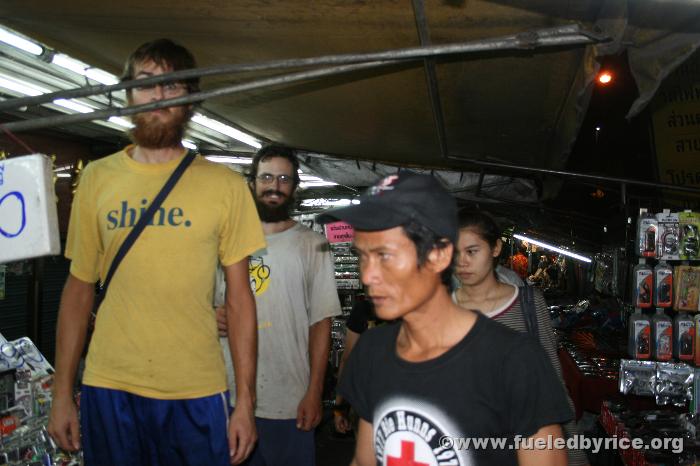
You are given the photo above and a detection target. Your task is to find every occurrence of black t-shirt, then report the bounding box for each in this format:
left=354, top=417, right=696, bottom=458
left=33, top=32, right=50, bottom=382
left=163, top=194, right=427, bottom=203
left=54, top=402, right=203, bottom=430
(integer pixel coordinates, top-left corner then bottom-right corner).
left=338, top=313, right=573, bottom=466
left=346, top=300, right=380, bottom=334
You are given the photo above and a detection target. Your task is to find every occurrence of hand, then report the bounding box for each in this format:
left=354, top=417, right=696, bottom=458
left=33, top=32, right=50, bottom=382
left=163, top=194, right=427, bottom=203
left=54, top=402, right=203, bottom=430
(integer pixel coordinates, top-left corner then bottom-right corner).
left=296, top=391, right=322, bottom=431
left=334, top=411, right=352, bottom=433
left=228, top=404, right=257, bottom=465
left=47, top=394, right=81, bottom=451
left=216, top=306, right=227, bottom=337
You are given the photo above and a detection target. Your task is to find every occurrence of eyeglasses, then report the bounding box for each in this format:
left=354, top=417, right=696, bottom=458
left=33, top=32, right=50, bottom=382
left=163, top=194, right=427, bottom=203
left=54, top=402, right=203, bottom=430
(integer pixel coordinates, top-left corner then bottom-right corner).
left=256, top=174, right=294, bottom=185
left=133, top=81, right=187, bottom=97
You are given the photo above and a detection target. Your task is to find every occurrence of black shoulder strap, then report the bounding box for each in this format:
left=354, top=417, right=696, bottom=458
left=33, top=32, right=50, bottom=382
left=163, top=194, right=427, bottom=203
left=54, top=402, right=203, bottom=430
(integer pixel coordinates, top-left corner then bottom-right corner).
left=518, top=284, right=539, bottom=339
left=99, top=151, right=196, bottom=298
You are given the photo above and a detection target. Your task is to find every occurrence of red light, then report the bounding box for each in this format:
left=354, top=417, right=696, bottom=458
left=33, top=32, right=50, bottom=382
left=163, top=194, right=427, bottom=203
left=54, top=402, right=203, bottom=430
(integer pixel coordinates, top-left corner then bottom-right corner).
left=597, top=71, right=613, bottom=85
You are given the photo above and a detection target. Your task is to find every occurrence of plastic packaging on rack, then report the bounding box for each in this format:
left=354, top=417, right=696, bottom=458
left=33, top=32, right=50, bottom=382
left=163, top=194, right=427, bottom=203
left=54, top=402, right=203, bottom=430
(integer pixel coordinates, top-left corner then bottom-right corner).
left=333, top=255, right=358, bottom=264
left=673, top=312, right=695, bottom=362
left=633, top=261, right=653, bottom=308
left=619, top=359, right=656, bottom=396
left=656, top=210, right=680, bottom=260
left=0, top=338, right=53, bottom=377
left=654, top=362, right=693, bottom=407
left=636, top=209, right=658, bottom=257
left=628, top=308, right=651, bottom=359
left=651, top=308, right=672, bottom=361
left=679, top=211, right=700, bottom=260
left=674, top=265, right=700, bottom=311
left=653, top=262, right=673, bottom=308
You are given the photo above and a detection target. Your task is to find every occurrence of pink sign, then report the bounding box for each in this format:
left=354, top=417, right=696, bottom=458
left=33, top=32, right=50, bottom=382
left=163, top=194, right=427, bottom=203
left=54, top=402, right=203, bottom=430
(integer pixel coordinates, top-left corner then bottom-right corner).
left=324, top=221, right=354, bottom=243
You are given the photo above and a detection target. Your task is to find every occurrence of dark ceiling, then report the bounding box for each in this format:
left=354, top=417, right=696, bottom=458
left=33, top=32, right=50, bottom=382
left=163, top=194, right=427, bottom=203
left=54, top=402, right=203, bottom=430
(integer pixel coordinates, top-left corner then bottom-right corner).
left=1, top=0, right=699, bottom=252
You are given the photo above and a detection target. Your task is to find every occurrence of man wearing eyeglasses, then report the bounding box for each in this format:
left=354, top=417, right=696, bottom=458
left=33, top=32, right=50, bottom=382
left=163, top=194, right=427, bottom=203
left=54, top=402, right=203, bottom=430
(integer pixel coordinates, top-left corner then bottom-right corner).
left=48, top=39, right=264, bottom=466
left=217, top=145, right=341, bottom=466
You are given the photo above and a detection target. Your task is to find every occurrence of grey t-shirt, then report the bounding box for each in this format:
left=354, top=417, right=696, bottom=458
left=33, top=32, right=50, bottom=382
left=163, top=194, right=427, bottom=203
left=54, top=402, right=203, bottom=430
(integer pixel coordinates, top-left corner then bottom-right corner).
left=220, top=223, right=341, bottom=418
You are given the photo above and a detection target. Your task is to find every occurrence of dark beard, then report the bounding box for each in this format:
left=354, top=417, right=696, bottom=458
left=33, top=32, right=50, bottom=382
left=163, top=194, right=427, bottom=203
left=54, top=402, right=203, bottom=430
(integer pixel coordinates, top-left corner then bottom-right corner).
left=129, top=107, right=190, bottom=149
left=255, top=192, right=293, bottom=222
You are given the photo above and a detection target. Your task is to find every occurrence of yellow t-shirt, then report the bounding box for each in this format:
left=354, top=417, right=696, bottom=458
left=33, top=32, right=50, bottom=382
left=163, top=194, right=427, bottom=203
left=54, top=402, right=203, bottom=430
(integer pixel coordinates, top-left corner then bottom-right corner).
left=65, top=147, right=265, bottom=399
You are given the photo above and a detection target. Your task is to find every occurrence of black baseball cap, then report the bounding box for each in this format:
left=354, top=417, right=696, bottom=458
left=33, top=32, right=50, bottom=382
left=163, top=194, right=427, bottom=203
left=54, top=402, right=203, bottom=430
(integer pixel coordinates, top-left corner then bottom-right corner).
left=318, top=172, right=458, bottom=244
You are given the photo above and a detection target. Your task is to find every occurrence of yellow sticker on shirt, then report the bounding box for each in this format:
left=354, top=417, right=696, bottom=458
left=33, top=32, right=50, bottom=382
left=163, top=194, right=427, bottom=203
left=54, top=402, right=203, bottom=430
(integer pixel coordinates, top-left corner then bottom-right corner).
left=249, top=256, right=270, bottom=296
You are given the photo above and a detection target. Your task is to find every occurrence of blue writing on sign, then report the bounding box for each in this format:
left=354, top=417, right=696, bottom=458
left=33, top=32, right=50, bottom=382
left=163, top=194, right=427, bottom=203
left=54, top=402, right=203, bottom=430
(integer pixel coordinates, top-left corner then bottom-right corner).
left=0, top=163, right=4, bottom=186
left=0, top=191, right=26, bottom=238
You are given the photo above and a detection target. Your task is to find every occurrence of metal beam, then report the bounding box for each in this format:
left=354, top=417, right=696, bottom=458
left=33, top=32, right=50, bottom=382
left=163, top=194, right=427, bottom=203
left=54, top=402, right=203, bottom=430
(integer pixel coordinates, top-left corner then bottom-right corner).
left=411, top=0, right=449, bottom=159
left=0, top=60, right=394, bottom=133
left=447, top=154, right=700, bottom=194
left=0, top=24, right=605, bottom=112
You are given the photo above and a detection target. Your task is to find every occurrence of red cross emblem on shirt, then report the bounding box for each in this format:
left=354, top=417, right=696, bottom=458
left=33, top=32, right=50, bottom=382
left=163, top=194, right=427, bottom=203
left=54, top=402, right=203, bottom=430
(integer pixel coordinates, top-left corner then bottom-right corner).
left=387, top=440, right=429, bottom=466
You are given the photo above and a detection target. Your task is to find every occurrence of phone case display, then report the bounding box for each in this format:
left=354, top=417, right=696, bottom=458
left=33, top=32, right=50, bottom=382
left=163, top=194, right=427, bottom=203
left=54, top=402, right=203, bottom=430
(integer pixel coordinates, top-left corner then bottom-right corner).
left=331, top=243, right=361, bottom=291
left=591, top=247, right=626, bottom=297
left=680, top=211, right=700, bottom=260
left=656, top=210, right=680, bottom=260
left=651, top=309, right=672, bottom=361
left=636, top=209, right=658, bottom=258
left=673, top=312, right=695, bottom=362
left=328, top=240, right=361, bottom=372
left=653, top=262, right=673, bottom=307
left=593, top=253, right=614, bottom=295
left=674, top=266, right=700, bottom=311
left=628, top=308, right=651, bottom=359
left=633, top=261, right=653, bottom=308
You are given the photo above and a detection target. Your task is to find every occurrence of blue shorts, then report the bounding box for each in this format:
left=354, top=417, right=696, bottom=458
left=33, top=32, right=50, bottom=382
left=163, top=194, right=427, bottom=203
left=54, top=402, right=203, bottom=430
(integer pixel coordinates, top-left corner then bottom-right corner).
left=80, top=385, right=230, bottom=466
left=242, top=417, right=315, bottom=466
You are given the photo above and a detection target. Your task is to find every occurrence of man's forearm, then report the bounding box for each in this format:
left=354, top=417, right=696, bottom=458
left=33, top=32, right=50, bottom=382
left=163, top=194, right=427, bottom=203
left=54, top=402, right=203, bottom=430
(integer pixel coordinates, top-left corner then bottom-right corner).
left=307, top=318, right=331, bottom=397
left=53, top=274, right=94, bottom=399
left=226, top=284, right=257, bottom=409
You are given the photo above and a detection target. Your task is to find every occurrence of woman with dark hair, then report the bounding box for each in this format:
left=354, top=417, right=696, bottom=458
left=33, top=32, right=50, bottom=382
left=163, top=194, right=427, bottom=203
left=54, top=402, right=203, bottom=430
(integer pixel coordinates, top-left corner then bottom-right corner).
left=453, top=209, right=589, bottom=466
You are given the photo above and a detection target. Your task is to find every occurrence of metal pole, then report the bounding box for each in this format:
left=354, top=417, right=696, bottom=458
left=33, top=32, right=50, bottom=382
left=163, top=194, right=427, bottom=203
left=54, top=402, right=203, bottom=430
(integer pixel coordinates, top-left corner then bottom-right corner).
left=411, top=0, right=449, bottom=159
left=26, top=257, right=44, bottom=346
left=447, top=154, right=700, bottom=194
left=0, top=24, right=605, bottom=112
left=475, top=170, right=486, bottom=197
left=0, top=60, right=395, bottom=133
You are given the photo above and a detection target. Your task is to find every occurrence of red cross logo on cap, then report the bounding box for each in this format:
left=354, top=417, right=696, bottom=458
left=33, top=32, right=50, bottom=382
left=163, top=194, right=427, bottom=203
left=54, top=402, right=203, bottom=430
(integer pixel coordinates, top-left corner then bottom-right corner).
left=387, top=440, right=429, bottom=466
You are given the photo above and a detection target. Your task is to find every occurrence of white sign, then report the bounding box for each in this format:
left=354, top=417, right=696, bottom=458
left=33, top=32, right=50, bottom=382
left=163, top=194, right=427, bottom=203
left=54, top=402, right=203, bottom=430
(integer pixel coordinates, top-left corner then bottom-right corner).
left=0, top=154, right=60, bottom=263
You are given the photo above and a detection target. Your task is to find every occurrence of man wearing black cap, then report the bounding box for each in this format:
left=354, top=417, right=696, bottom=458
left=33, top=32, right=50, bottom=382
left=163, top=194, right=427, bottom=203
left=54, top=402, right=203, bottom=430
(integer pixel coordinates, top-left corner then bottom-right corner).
left=319, top=172, right=572, bottom=466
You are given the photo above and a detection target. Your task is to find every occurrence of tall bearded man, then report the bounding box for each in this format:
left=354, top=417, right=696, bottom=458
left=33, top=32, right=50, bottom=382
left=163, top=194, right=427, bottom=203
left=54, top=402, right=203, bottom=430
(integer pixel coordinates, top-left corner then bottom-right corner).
left=48, top=38, right=264, bottom=466
left=217, top=145, right=341, bottom=466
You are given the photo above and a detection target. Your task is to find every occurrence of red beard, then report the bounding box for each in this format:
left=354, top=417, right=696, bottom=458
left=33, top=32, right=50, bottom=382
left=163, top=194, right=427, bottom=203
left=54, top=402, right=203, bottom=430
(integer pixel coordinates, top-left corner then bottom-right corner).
left=129, top=107, right=190, bottom=149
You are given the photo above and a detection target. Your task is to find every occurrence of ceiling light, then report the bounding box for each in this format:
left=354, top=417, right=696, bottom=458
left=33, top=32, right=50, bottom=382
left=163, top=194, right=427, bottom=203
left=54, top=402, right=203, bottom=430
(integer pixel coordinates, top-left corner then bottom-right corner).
left=56, top=173, right=71, bottom=178
left=513, top=234, right=591, bottom=263
left=108, top=116, right=134, bottom=129
left=300, top=198, right=360, bottom=207
left=191, top=114, right=261, bottom=149
left=85, top=68, right=119, bottom=85
left=53, top=99, right=94, bottom=113
left=300, top=181, right=338, bottom=188
left=0, top=74, right=48, bottom=96
left=52, top=54, right=119, bottom=85
left=597, top=71, right=612, bottom=85
left=205, top=155, right=253, bottom=165
left=181, top=139, right=197, bottom=150
left=0, top=27, right=43, bottom=56
left=301, top=198, right=353, bottom=207
left=52, top=54, right=87, bottom=75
